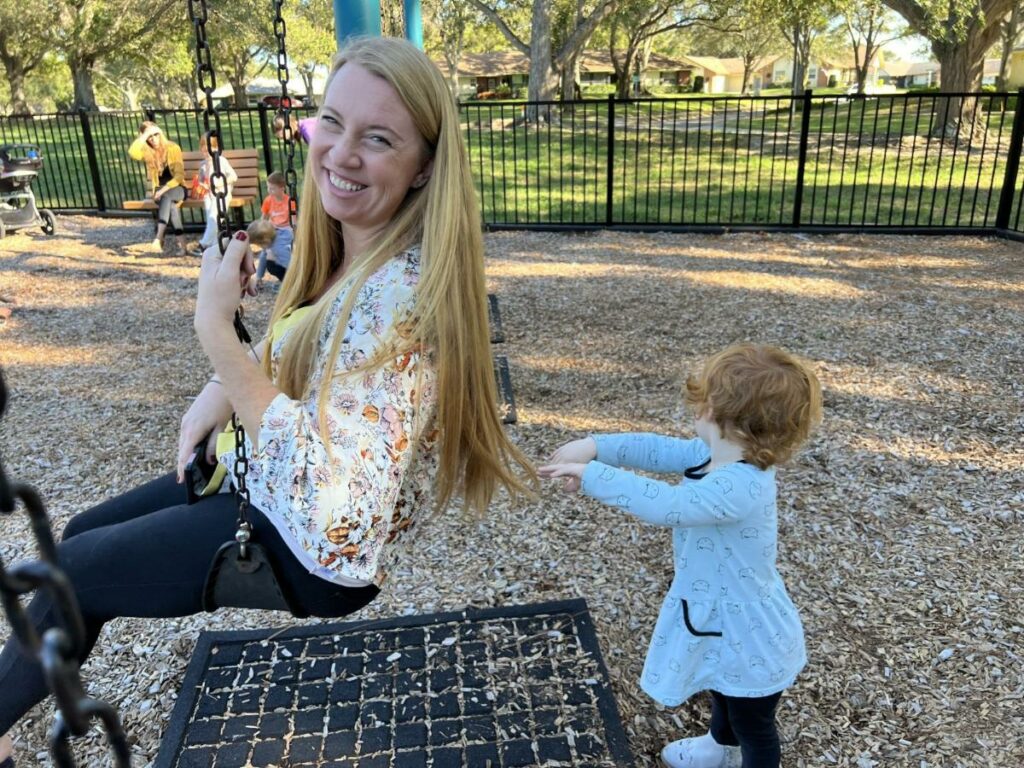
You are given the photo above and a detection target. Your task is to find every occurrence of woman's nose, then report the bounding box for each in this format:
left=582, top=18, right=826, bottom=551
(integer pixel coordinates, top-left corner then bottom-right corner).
left=329, top=133, right=360, bottom=167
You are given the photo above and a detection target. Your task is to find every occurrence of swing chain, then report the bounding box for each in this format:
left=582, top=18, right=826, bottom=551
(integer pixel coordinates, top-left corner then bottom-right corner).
left=0, top=371, right=132, bottom=767
left=188, top=0, right=230, bottom=250
left=272, top=0, right=299, bottom=224
left=188, top=0, right=257, bottom=555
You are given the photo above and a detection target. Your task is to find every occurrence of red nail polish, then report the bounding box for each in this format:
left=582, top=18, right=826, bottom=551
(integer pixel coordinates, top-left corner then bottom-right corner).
left=235, top=231, right=248, bottom=241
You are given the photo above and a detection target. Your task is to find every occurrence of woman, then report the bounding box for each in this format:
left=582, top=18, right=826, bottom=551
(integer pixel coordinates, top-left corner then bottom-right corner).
left=128, top=121, right=186, bottom=254
left=0, top=37, right=534, bottom=765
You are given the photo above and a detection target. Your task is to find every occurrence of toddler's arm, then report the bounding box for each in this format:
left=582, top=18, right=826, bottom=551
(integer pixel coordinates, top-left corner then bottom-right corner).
left=592, top=433, right=709, bottom=473
left=580, top=462, right=754, bottom=528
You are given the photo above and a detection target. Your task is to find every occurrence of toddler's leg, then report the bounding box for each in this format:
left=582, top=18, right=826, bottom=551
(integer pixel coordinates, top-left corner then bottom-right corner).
left=201, top=195, right=219, bottom=247
left=661, top=693, right=741, bottom=768
left=255, top=248, right=268, bottom=280
left=711, top=691, right=782, bottom=768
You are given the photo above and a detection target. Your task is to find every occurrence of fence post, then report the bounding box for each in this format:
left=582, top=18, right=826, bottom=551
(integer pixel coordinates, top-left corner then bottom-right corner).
left=257, top=102, right=274, bottom=174
left=77, top=109, right=106, bottom=212
left=995, top=88, right=1024, bottom=231
left=605, top=94, right=615, bottom=226
left=792, top=89, right=813, bottom=228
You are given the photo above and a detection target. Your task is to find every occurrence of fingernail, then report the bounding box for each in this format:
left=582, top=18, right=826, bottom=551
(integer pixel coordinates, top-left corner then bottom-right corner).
left=235, top=231, right=248, bottom=242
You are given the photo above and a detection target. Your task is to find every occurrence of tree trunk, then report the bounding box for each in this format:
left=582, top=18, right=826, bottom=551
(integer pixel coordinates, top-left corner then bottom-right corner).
left=70, top=58, right=99, bottom=111
left=932, top=40, right=986, bottom=141
left=614, top=46, right=636, bottom=100
left=996, top=5, right=1020, bottom=91
left=526, top=0, right=557, bottom=122
left=3, top=60, right=30, bottom=114
left=560, top=52, right=579, bottom=103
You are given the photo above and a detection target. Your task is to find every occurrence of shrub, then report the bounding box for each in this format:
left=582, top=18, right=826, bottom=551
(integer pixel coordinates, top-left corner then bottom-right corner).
left=827, top=75, right=838, bottom=88
left=692, top=75, right=705, bottom=93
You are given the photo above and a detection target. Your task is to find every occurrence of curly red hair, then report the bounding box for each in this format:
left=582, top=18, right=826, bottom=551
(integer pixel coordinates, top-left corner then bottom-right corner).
left=685, top=344, right=822, bottom=469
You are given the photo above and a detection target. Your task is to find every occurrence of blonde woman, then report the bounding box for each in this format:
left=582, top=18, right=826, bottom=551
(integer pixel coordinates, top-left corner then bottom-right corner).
left=128, top=120, right=186, bottom=254
left=0, top=37, right=534, bottom=765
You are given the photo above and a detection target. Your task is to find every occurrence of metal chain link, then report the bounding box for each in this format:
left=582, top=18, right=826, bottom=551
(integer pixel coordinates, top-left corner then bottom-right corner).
left=0, top=370, right=132, bottom=767
left=272, top=0, right=299, bottom=225
left=187, top=0, right=256, bottom=553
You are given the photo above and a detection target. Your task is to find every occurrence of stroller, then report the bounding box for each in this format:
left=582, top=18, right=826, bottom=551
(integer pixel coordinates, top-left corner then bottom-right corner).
left=0, top=144, right=57, bottom=239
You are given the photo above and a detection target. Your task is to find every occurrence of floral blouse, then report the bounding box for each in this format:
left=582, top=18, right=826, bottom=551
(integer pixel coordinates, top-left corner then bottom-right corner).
left=219, top=248, right=438, bottom=587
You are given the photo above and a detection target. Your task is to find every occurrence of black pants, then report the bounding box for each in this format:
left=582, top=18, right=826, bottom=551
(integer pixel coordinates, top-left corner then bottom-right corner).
left=710, top=690, right=783, bottom=768
left=0, top=473, right=378, bottom=735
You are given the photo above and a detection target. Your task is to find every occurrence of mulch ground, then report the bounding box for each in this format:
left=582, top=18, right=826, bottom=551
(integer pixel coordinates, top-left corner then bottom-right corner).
left=1, top=215, right=1022, bottom=767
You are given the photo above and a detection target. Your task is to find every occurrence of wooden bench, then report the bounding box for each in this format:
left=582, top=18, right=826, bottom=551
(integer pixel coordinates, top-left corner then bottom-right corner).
left=122, top=148, right=261, bottom=224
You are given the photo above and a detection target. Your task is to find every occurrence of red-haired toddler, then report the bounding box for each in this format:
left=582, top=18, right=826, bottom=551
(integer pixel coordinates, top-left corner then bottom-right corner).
left=540, top=343, right=822, bottom=768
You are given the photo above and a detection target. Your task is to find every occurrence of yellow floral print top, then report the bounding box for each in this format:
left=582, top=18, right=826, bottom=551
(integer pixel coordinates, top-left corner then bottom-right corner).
left=219, top=247, right=437, bottom=588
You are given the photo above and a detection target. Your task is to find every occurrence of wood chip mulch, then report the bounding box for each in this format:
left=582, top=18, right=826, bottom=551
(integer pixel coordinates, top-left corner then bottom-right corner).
left=0, top=216, right=1022, bottom=767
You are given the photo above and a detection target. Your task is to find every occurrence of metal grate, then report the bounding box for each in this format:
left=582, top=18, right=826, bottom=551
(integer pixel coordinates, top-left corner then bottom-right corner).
left=155, top=599, right=633, bottom=767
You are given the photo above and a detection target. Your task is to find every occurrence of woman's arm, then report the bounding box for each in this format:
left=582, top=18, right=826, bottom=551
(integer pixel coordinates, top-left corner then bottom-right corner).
left=127, top=136, right=148, bottom=161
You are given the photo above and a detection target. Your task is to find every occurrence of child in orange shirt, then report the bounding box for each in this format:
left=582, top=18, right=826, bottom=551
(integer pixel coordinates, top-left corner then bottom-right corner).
left=256, top=171, right=294, bottom=284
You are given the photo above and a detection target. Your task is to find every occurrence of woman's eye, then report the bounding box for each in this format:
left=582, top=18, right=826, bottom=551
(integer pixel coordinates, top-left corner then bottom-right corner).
left=368, top=135, right=391, bottom=146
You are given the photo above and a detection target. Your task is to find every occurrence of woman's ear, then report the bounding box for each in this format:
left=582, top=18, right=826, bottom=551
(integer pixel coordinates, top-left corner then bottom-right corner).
left=412, top=158, right=434, bottom=189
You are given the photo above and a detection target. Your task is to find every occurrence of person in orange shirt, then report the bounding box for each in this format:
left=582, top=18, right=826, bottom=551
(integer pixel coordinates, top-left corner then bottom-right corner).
left=256, top=171, right=294, bottom=285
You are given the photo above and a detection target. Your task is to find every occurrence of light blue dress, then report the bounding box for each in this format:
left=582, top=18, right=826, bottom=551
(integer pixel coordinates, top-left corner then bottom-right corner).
left=581, top=433, right=806, bottom=706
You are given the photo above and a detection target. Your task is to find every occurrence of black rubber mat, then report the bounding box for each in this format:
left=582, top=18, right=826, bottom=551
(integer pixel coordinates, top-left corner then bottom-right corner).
left=154, top=599, right=634, bottom=767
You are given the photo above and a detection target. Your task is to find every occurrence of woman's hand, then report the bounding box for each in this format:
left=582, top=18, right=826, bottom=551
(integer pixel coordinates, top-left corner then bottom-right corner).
left=547, top=436, right=597, bottom=466
left=153, top=187, right=165, bottom=201
left=537, top=462, right=587, bottom=494
left=195, top=232, right=257, bottom=332
left=176, top=381, right=233, bottom=482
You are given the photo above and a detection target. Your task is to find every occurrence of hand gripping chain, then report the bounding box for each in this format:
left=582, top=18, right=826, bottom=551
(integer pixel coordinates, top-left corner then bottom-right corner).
left=0, top=369, right=132, bottom=767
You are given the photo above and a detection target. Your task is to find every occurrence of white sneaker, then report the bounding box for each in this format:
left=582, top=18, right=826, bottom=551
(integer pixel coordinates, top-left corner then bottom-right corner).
left=661, top=732, right=742, bottom=768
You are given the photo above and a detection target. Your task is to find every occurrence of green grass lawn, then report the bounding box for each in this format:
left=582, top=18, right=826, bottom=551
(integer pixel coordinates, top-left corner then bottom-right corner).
left=461, top=98, right=1020, bottom=228
left=1, top=99, right=1021, bottom=232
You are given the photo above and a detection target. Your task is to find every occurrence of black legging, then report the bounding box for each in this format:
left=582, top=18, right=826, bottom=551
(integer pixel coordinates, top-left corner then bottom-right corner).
left=710, top=689, right=783, bottom=768
left=0, top=473, right=378, bottom=735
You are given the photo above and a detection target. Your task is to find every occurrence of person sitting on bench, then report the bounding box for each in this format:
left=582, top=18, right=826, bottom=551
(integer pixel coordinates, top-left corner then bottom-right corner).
left=0, top=37, right=535, bottom=767
left=128, top=121, right=187, bottom=255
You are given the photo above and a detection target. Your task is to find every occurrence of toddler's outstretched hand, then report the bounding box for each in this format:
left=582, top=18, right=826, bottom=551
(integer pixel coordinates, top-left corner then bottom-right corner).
left=537, top=462, right=586, bottom=494
left=547, top=436, right=597, bottom=466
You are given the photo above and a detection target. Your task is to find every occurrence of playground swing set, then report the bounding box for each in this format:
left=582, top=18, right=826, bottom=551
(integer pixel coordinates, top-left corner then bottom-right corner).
left=0, top=0, right=425, bottom=764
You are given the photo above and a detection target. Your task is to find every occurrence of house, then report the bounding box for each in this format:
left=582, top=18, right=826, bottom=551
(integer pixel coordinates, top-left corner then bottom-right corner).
left=442, top=50, right=697, bottom=97
left=879, top=60, right=940, bottom=88
left=1011, top=46, right=1024, bottom=88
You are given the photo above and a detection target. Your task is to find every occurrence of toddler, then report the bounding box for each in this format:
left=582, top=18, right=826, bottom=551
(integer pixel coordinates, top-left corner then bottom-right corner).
left=190, top=132, right=237, bottom=256
left=539, top=343, right=822, bottom=768
left=255, top=171, right=294, bottom=285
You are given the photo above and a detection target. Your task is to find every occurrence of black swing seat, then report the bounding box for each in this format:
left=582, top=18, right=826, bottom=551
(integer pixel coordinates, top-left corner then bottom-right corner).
left=203, top=541, right=309, bottom=617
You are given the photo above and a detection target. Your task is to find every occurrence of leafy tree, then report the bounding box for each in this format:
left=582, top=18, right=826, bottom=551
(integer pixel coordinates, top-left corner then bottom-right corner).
left=472, top=0, right=616, bottom=109
left=0, top=0, right=58, bottom=113
left=836, top=0, right=905, bottom=93
left=767, top=0, right=833, bottom=95
left=424, top=0, right=478, bottom=94
left=52, top=0, right=178, bottom=110
left=882, top=0, right=1016, bottom=134
left=95, top=28, right=195, bottom=110
left=283, top=0, right=336, bottom=105
left=606, top=0, right=718, bottom=99
left=687, top=0, right=784, bottom=93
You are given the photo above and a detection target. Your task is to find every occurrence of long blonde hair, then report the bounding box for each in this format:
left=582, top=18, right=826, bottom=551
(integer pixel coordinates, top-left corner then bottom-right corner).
left=137, top=120, right=168, bottom=174
left=265, top=36, right=535, bottom=513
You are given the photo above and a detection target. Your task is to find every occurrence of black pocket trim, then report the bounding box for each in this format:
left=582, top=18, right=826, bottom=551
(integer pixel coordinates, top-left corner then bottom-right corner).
left=682, top=599, right=722, bottom=637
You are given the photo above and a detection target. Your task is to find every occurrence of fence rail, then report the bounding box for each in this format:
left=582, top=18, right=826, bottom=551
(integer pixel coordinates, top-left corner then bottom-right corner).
left=1, top=91, right=1022, bottom=238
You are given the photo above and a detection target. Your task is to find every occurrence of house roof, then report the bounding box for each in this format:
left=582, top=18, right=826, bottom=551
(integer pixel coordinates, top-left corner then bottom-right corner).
left=447, top=49, right=695, bottom=78
left=677, top=55, right=732, bottom=76
left=714, top=56, right=780, bottom=76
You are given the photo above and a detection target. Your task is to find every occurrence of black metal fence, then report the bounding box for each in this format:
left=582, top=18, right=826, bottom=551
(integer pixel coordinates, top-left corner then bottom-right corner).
left=1, top=91, right=1022, bottom=238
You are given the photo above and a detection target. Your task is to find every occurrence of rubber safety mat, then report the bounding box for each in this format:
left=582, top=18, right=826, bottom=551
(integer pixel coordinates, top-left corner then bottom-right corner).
left=154, top=598, right=634, bottom=767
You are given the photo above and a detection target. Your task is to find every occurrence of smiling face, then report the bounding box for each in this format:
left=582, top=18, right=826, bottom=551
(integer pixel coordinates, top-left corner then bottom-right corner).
left=309, top=63, right=432, bottom=250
